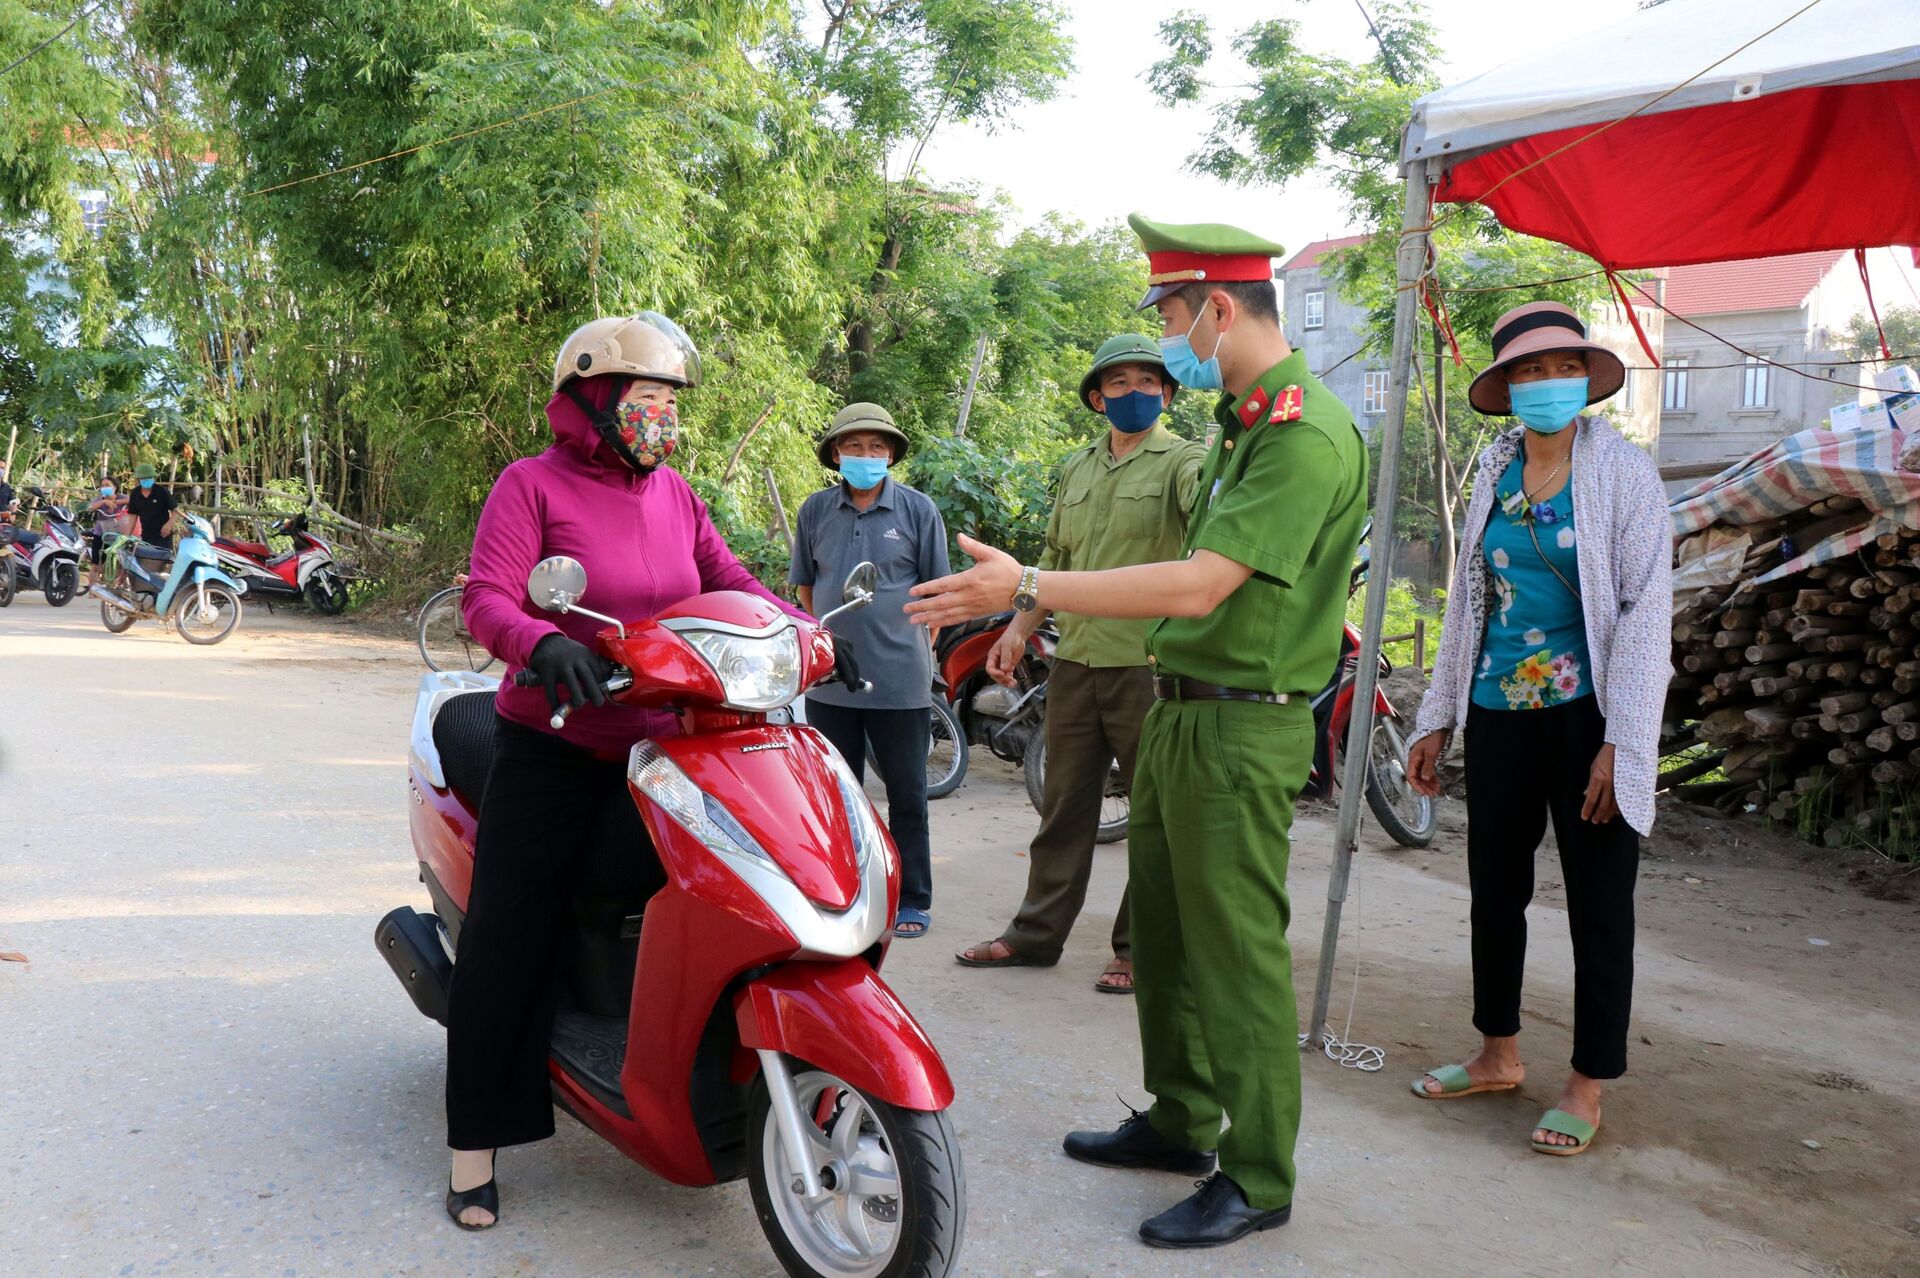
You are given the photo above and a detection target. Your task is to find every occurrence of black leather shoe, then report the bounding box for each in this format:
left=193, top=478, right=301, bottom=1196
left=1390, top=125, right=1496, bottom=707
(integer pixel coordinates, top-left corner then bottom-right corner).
left=1063, top=1106, right=1216, bottom=1175
left=1138, top=1172, right=1291, bottom=1249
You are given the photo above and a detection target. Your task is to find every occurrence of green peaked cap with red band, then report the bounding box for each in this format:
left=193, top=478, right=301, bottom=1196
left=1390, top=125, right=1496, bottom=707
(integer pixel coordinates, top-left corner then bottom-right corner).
left=1128, top=213, right=1286, bottom=311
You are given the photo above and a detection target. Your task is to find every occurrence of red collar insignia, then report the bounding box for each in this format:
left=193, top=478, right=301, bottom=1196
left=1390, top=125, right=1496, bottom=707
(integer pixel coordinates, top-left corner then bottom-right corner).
left=1269, top=385, right=1304, bottom=424
left=1237, top=386, right=1270, bottom=428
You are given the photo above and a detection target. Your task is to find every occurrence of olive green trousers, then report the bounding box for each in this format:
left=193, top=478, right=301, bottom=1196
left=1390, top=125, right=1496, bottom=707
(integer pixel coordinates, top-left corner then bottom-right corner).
left=1127, top=695, right=1314, bottom=1211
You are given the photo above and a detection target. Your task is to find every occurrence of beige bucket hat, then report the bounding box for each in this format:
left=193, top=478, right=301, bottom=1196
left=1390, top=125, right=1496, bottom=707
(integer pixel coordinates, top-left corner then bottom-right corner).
left=1468, top=301, right=1626, bottom=416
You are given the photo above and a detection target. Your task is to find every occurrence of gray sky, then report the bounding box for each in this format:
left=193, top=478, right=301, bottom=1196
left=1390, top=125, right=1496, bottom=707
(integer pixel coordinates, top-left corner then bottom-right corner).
left=912, top=0, right=1645, bottom=253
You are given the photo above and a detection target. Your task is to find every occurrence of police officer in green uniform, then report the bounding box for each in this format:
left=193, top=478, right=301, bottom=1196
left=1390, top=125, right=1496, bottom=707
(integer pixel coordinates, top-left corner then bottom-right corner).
left=906, top=214, right=1368, bottom=1249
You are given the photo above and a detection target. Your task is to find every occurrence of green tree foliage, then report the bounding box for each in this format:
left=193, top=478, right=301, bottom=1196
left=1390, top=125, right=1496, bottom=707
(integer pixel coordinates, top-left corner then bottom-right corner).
left=1, top=0, right=1172, bottom=587
left=1841, top=306, right=1920, bottom=366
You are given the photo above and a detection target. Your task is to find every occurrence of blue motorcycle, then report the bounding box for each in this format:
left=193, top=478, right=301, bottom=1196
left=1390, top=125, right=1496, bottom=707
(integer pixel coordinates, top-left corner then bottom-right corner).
left=92, top=512, right=247, bottom=645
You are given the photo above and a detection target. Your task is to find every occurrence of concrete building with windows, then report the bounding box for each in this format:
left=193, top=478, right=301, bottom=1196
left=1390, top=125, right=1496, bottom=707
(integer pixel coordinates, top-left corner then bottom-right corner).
left=1653, top=251, right=1886, bottom=479
left=1278, top=235, right=1380, bottom=432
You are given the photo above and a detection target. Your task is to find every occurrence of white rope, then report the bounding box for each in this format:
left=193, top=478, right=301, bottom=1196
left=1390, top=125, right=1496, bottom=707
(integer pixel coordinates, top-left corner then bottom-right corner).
left=1299, top=813, right=1386, bottom=1072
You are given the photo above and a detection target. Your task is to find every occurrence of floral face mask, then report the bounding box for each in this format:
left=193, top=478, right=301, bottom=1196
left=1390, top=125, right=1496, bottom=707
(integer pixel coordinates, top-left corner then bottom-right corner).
left=607, top=400, right=679, bottom=472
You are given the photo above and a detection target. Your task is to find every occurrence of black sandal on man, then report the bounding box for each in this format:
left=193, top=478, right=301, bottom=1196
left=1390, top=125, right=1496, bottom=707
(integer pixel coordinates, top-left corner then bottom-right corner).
left=446, top=1153, right=499, bottom=1231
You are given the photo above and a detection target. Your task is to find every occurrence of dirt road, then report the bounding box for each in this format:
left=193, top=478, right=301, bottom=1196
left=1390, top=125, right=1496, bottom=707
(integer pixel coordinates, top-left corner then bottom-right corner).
left=3, top=596, right=1916, bottom=1277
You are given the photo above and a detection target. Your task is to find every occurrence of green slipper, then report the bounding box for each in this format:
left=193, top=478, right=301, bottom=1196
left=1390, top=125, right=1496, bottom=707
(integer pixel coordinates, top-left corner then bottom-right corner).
left=1410, top=1063, right=1520, bottom=1100
left=1530, top=1107, right=1598, bottom=1156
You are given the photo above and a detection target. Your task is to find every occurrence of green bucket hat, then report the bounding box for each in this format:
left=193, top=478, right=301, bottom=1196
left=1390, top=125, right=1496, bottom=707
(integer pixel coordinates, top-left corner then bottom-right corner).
left=816, top=401, right=911, bottom=469
left=134, top=462, right=158, bottom=480
left=1078, top=333, right=1179, bottom=412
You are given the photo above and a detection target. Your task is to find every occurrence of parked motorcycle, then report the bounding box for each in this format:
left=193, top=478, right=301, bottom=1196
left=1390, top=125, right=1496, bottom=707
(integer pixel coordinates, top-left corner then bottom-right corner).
left=936, top=614, right=1130, bottom=842
left=379, top=558, right=966, bottom=1278
left=212, top=511, right=350, bottom=613
left=0, top=487, right=84, bottom=607
left=1302, top=532, right=1437, bottom=847
left=91, top=513, right=247, bottom=645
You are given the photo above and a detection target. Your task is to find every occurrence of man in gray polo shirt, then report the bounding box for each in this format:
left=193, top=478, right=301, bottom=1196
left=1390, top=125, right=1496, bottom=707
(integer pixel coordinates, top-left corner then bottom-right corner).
left=791, top=402, right=951, bottom=937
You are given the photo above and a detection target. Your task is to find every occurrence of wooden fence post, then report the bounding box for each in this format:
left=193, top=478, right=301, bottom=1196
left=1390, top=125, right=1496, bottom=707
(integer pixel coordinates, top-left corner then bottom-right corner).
left=301, top=425, right=318, bottom=509
left=1414, top=618, right=1426, bottom=673
left=764, top=465, right=793, bottom=555
left=953, top=333, right=988, bottom=437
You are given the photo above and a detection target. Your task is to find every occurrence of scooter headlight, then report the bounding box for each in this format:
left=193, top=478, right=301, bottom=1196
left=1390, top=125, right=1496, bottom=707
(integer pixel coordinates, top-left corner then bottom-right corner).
left=629, top=741, right=789, bottom=879
left=678, top=625, right=803, bottom=711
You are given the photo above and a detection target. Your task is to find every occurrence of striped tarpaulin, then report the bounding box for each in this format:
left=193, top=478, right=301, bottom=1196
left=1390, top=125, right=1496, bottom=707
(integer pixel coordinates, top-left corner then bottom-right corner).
left=1669, top=427, right=1920, bottom=592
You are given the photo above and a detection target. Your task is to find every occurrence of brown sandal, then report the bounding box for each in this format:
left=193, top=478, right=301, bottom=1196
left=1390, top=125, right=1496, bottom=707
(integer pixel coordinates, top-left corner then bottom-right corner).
left=954, top=937, right=1044, bottom=968
left=1095, top=958, right=1135, bottom=994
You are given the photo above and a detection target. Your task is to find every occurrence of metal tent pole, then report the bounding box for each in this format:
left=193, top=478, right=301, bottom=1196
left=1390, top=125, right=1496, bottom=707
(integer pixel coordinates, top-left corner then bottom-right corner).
left=1308, top=157, right=1433, bottom=1045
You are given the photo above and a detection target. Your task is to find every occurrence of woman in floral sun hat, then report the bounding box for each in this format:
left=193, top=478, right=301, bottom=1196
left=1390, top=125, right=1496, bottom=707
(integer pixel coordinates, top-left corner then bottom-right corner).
left=1401, top=301, right=1672, bottom=1158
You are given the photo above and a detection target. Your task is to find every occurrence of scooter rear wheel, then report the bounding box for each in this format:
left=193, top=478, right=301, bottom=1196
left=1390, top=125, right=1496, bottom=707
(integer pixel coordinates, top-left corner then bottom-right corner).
left=0, top=566, right=13, bottom=608
left=101, top=598, right=137, bottom=633
left=748, top=1065, right=965, bottom=1278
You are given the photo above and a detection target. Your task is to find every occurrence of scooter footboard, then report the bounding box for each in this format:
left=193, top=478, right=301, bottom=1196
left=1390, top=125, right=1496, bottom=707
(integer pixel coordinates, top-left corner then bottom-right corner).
left=735, top=960, right=955, bottom=1111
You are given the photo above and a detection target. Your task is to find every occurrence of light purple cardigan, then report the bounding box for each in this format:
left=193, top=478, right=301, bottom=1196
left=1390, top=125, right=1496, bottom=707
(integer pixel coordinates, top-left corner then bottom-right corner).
left=1412, top=419, right=1674, bottom=836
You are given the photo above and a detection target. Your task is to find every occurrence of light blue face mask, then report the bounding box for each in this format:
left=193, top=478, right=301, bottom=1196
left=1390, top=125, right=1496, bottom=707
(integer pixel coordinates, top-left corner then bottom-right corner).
left=1508, top=377, right=1589, bottom=434
left=1159, top=308, right=1226, bottom=392
left=838, top=456, right=890, bottom=490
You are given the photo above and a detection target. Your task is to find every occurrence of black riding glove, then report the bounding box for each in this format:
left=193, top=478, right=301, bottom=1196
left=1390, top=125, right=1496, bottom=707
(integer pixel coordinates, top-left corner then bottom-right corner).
left=527, top=633, right=612, bottom=715
left=832, top=640, right=867, bottom=692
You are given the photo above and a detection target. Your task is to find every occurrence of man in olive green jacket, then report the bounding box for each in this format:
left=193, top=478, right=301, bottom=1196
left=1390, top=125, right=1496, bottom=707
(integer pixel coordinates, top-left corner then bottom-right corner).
left=955, top=334, right=1205, bottom=993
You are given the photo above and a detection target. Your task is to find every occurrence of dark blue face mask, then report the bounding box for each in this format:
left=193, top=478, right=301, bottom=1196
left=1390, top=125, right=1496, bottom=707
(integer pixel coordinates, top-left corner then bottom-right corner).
left=1103, top=389, right=1164, bottom=434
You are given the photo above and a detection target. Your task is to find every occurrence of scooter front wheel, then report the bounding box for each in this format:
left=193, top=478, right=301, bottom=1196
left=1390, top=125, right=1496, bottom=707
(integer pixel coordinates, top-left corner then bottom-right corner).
left=174, top=583, right=242, bottom=645
left=748, top=1064, right=965, bottom=1278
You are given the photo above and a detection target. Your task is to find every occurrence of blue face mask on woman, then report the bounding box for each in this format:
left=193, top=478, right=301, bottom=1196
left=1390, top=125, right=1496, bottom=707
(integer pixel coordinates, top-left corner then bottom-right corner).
left=838, top=456, right=889, bottom=490
left=1159, top=308, right=1226, bottom=392
left=1508, top=377, right=1589, bottom=434
left=1103, top=390, right=1164, bottom=434
left=99, top=485, right=114, bottom=497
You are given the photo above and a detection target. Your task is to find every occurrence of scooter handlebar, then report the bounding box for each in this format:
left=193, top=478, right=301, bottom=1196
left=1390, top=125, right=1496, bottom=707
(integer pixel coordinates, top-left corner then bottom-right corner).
left=512, top=666, right=634, bottom=730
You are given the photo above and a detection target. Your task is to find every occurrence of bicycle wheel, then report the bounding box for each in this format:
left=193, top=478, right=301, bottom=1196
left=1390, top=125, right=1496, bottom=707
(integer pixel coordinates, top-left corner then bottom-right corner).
left=925, top=696, right=968, bottom=799
left=418, top=586, right=495, bottom=673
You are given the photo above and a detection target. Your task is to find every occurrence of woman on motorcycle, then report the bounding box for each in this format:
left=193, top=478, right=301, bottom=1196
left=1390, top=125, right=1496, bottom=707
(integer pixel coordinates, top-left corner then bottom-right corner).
left=445, top=313, right=809, bottom=1230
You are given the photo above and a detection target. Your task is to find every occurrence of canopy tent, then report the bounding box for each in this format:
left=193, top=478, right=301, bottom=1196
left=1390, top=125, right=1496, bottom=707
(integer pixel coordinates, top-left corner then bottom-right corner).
left=1311, top=0, right=1920, bottom=1042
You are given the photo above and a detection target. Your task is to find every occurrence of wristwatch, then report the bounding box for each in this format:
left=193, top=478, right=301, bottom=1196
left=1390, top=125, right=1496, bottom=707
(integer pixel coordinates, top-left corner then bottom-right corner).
left=1012, top=565, right=1041, bottom=613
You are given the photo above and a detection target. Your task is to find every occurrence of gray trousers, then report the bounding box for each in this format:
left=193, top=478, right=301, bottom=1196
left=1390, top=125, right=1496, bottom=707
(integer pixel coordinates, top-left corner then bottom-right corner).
left=1002, top=660, right=1154, bottom=963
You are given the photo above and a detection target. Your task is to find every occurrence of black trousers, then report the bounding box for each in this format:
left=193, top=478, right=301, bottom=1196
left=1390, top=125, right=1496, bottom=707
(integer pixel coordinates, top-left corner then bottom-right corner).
left=805, top=699, right=933, bottom=912
left=1464, top=697, right=1639, bottom=1080
left=444, top=715, right=660, bottom=1151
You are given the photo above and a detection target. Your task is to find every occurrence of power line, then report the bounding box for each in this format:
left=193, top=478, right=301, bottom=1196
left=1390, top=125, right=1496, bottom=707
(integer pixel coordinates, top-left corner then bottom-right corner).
left=0, top=0, right=105, bottom=82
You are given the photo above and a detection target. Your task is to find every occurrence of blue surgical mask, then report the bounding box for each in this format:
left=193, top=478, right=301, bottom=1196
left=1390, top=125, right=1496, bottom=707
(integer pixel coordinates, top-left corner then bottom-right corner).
left=139, top=478, right=154, bottom=490
left=1508, top=377, right=1589, bottom=433
left=1158, top=308, right=1226, bottom=392
left=99, top=486, right=114, bottom=497
left=838, top=456, right=889, bottom=490
left=1103, top=389, right=1164, bottom=434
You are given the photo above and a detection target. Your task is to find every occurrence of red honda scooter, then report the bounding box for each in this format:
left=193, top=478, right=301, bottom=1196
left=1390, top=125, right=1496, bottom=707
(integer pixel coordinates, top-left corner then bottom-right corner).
left=378, top=558, right=965, bottom=1278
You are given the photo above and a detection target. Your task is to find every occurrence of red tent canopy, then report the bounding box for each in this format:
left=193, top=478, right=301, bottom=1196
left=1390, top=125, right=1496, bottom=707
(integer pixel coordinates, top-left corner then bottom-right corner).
left=1403, top=0, right=1920, bottom=267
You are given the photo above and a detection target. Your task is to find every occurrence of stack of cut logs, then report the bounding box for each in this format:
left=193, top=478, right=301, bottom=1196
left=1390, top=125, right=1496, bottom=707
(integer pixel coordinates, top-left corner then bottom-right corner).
left=1666, top=495, right=1920, bottom=847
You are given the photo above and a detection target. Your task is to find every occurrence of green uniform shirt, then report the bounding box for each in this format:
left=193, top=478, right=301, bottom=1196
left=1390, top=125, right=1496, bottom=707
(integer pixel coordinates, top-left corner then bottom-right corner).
left=1146, top=350, right=1369, bottom=696
left=1039, top=424, right=1207, bottom=668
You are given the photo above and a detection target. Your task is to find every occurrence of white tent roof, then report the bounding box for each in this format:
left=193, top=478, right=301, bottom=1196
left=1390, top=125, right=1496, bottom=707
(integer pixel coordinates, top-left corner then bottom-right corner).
left=1402, top=0, right=1920, bottom=167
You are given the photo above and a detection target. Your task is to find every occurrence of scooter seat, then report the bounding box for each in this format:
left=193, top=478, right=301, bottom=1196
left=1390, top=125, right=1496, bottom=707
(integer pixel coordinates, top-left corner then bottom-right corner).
left=132, top=542, right=173, bottom=563
left=935, top=610, right=1014, bottom=658
left=432, top=690, right=499, bottom=806
left=223, top=539, right=272, bottom=558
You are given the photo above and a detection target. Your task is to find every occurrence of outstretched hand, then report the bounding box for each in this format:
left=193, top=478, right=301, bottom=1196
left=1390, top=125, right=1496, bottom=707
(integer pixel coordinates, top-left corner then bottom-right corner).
left=905, top=534, right=1023, bottom=629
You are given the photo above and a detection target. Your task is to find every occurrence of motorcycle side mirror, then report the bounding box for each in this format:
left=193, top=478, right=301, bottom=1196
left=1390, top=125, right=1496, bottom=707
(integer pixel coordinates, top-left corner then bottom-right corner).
left=819, top=561, right=879, bottom=627
left=527, top=557, right=588, bottom=612
left=842, top=561, right=877, bottom=602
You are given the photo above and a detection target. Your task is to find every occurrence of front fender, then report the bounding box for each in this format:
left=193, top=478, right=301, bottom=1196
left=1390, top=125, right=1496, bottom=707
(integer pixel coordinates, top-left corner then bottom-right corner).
left=736, top=960, right=955, bottom=1112
left=191, top=565, right=247, bottom=594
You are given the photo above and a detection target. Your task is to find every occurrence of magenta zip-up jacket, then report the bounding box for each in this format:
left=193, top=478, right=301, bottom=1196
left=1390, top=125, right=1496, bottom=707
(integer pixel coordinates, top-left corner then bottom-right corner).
left=464, top=379, right=809, bottom=755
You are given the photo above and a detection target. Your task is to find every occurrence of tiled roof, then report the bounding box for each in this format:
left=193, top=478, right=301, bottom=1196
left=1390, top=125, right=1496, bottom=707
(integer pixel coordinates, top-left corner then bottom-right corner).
left=1663, top=251, right=1846, bottom=317
left=1280, top=234, right=1371, bottom=272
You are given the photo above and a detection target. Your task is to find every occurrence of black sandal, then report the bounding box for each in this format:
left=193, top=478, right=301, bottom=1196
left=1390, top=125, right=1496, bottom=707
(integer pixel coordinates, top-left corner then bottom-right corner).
left=446, top=1153, right=499, bottom=1231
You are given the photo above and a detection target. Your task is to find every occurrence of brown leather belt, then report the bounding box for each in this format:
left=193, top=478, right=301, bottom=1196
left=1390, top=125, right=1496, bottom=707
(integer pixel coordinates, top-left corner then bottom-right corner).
left=1153, top=675, right=1292, bottom=705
